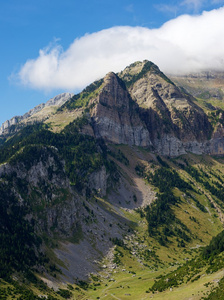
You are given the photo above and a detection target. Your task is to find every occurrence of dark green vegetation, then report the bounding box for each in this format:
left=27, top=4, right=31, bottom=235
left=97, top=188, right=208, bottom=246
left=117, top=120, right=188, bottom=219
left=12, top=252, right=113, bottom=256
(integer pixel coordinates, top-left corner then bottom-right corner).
left=203, top=230, right=224, bottom=260
left=108, top=147, right=129, bottom=166
left=60, top=79, right=104, bottom=110
left=120, top=60, right=174, bottom=87
left=136, top=157, right=192, bottom=245
left=0, top=117, right=114, bottom=191
left=150, top=230, right=224, bottom=293
left=208, top=109, right=224, bottom=128
left=0, top=184, right=40, bottom=279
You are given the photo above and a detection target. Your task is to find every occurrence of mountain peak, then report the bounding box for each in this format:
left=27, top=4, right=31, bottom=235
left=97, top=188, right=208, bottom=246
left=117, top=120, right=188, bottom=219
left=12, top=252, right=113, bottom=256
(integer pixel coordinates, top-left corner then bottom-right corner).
left=118, top=60, right=172, bottom=88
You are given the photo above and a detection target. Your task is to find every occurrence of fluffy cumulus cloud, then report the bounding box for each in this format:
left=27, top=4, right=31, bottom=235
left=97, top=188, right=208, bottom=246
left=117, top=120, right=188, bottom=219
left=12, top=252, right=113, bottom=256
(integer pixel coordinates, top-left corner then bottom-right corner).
left=18, top=6, right=224, bottom=91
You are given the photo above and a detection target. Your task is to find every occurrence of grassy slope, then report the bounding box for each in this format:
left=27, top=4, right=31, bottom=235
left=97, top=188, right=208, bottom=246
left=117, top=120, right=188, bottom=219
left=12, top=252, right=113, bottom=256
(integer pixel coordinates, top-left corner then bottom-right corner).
left=0, top=149, right=224, bottom=299
left=62, top=146, right=224, bottom=300
left=1, top=140, right=224, bottom=299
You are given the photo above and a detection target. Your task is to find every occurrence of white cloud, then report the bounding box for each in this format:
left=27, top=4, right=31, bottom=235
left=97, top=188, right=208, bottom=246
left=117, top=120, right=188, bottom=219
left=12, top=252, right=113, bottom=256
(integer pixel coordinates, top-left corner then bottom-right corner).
left=17, top=6, right=224, bottom=91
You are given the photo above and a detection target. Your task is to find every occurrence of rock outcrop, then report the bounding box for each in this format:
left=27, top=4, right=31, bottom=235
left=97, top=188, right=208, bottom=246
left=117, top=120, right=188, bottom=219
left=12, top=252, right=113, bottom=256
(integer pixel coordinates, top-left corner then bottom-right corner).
left=0, top=92, right=73, bottom=136
left=90, top=72, right=151, bottom=147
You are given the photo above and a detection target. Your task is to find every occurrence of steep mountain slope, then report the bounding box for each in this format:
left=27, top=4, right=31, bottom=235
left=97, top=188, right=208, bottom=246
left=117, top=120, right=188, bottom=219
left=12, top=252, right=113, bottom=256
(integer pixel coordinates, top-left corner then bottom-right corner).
left=1, top=61, right=224, bottom=299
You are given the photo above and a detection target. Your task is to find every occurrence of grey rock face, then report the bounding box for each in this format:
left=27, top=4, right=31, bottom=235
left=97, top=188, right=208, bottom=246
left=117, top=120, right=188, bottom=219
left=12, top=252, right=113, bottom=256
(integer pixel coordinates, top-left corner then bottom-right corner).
left=45, top=92, right=74, bottom=107
left=88, top=166, right=108, bottom=197
left=0, top=92, right=74, bottom=136
left=0, top=116, right=21, bottom=135
left=90, top=72, right=152, bottom=147
left=117, top=61, right=224, bottom=156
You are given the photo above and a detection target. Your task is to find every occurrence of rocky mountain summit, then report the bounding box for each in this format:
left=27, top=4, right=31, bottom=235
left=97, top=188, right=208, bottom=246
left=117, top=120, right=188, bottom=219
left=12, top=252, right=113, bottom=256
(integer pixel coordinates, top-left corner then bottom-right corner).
left=58, top=60, right=224, bottom=156
left=2, top=61, right=224, bottom=156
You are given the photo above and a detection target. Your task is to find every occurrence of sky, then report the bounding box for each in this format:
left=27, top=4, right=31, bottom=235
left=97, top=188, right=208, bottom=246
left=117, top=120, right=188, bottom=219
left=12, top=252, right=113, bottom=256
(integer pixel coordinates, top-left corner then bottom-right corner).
left=1, top=0, right=224, bottom=125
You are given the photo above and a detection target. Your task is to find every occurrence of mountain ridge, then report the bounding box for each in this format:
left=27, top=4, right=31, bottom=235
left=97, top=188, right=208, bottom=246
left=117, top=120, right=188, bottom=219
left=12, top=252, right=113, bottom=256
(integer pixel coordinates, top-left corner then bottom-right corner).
left=0, top=92, right=74, bottom=136
left=2, top=61, right=224, bottom=157
left=57, top=60, right=224, bottom=156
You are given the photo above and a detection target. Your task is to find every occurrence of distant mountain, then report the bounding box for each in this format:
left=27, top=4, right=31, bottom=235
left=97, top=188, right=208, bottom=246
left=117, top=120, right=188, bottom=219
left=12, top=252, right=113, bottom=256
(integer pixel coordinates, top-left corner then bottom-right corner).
left=170, top=70, right=224, bottom=97
left=0, top=92, right=73, bottom=136
left=170, top=71, right=224, bottom=108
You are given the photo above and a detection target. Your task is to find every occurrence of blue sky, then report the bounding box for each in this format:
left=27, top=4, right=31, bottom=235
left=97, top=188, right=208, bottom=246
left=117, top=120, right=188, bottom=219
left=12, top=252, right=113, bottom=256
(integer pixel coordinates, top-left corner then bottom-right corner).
left=1, top=0, right=224, bottom=125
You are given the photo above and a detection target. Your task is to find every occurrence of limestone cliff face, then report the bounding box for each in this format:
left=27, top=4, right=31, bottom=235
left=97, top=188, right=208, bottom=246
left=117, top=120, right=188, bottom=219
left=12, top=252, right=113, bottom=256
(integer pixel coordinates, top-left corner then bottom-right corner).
left=209, top=113, right=224, bottom=155
left=0, top=116, right=22, bottom=135
left=118, top=61, right=214, bottom=156
left=90, top=72, right=151, bottom=147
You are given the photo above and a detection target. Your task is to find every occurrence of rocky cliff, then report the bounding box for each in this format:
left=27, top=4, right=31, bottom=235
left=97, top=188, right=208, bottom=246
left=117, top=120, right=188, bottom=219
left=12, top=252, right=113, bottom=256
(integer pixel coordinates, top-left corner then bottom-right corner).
left=0, top=145, right=80, bottom=237
left=0, top=92, right=73, bottom=136
left=89, top=72, right=151, bottom=147
left=119, top=61, right=213, bottom=155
